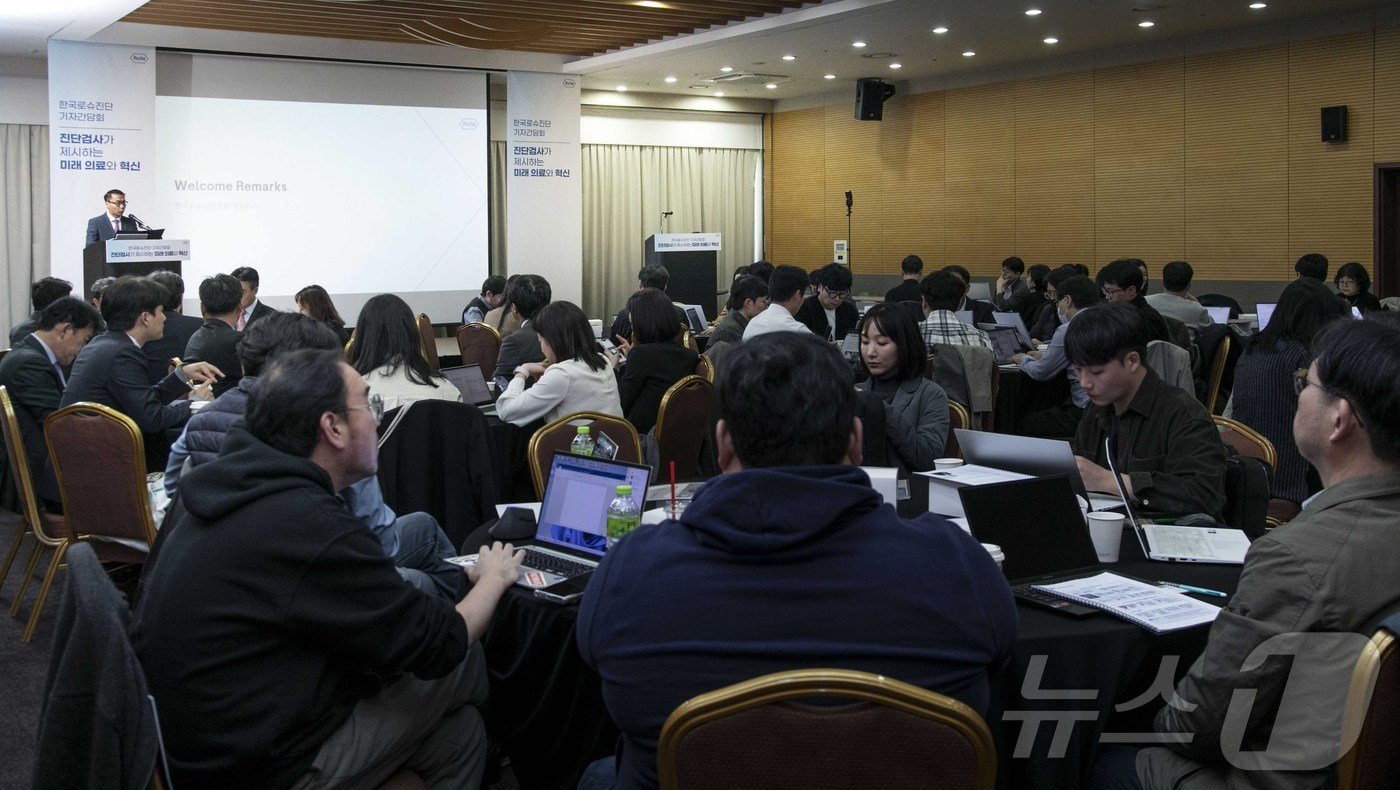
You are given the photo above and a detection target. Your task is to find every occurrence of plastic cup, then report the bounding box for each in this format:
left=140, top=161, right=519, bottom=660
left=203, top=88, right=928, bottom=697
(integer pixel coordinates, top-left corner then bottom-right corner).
left=1086, top=512, right=1125, bottom=563
left=982, top=543, right=1004, bottom=571
left=934, top=458, right=964, bottom=470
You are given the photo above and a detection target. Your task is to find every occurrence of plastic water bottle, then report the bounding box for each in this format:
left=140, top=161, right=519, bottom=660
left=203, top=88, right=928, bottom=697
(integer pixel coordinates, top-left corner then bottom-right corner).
left=570, top=425, right=594, bottom=456
left=605, top=485, right=641, bottom=547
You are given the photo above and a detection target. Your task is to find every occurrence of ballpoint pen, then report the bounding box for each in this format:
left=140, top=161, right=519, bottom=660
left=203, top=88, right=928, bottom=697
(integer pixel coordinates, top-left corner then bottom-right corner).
left=1159, top=581, right=1227, bottom=598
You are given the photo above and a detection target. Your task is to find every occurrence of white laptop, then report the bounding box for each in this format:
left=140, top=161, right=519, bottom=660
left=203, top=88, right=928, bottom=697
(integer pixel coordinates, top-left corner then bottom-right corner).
left=966, top=281, right=992, bottom=301
left=679, top=304, right=708, bottom=335
left=1205, top=306, right=1231, bottom=324
left=1257, top=303, right=1277, bottom=330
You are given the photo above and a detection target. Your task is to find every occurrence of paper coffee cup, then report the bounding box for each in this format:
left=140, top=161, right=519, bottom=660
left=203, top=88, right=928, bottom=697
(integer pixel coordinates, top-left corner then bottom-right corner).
left=1086, top=512, right=1125, bottom=563
left=934, top=458, right=964, bottom=470
left=981, top=543, right=1004, bottom=571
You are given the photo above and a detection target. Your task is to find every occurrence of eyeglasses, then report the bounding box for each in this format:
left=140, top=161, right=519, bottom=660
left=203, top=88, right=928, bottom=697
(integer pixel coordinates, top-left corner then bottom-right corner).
left=822, top=287, right=850, bottom=301
left=1101, top=285, right=1125, bottom=298
left=107, top=199, right=128, bottom=206
left=1294, top=368, right=1365, bottom=426
left=345, top=393, right=385, bottom=425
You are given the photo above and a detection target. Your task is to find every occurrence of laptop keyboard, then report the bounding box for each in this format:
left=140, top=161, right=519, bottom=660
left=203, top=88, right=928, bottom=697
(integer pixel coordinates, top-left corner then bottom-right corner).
left=522, top=548, right=595, bottom=579
left=1151, top=526, right=1216, bottom=559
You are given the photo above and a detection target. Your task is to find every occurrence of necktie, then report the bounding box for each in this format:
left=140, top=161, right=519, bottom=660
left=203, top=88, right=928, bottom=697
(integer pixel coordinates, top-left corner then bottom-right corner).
left=236, top=311, right=247, bottom=332
left=112, top=217, right=120, bottom=234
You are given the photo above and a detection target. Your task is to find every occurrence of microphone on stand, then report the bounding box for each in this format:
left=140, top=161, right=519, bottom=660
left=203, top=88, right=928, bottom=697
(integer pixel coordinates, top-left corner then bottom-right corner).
left=127, top=213, right=151, bottom=231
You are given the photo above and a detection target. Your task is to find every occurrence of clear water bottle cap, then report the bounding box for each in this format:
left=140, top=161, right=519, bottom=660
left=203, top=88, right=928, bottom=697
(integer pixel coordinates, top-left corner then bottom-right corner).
left=616, top=485, right=632, bottom=495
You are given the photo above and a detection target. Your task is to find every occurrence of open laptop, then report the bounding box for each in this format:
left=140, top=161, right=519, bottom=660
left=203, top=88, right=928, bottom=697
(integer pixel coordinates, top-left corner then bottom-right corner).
left=1257, top=303, right=1277, bottom=330
left=992, top=311, right=1034, bottom=348
left=1102, top=436, right=1249, bottom=564
left=956, top=429, right=1125, bottom=511
left=983, top=326, right=1022, bottom=365
left=506, top=451, right=652, bottom=587
left=966, top=281, right=992, bottom=301
left=953, top=310, right=973, bottom=326
left=440, top=364, right=494, bottom=406
left=679, top=304, right=708, bottom=335
left=1205, top=306, right=1232, bottom=325
left=958, top=476, right=1104, bottom=617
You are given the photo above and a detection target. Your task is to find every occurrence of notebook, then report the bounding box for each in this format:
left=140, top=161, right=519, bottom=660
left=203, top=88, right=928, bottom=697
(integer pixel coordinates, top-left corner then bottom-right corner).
left=1031, top=572, right=1222, bottom=633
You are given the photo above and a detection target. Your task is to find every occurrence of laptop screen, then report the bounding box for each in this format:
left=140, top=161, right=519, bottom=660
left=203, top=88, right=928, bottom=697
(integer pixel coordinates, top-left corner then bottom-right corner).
left=1205, top=306, right=1231, bottom=324
left=680, top=304, right=707, bottom=334
left=985, top=327, right=1021, bottom=363
left=966, top=282, right=992, bottom=301
left=958, top=476, right=1101, bottom=584
left=440, top=364, right=493, bottom=405
left=536, top=451, right=651, bottom=557
left=1257, top=303, right=1276, bottom=330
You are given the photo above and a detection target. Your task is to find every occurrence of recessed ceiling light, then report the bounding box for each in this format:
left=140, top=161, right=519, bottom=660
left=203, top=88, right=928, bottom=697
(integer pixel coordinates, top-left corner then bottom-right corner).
left=1044, top=37, right=1058, bottom=44
left=962, top=50, right=976, bottom=57
left=664, top=76, right=677, bottom=83
left=1139, top=20, right=1155, bottom=27
left=1025, top=8, right=1042, bottom=15
left=633, top=0, right=668, bottom=7
left=782, top=54, right=796, bottom=61
left=1249, top=1, right=1267, bottom=7
left=889, top=62, right=902, bottom=69
left=765, top=83, right=778, bottom=89
left=720, top=65, right=734, bottom=72
left=853, top=41, right=867, bottom=48
left=824, top=73, right=837, bottom=79
left=932, top=26, right=949, bottom=34
left=616, top=85, right=627, bottom=91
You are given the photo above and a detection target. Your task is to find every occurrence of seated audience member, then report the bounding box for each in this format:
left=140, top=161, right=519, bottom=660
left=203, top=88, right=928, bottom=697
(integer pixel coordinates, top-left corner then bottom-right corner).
left=742, top=264, right=812, bottom=340
left=1012, top=275, right=1100, bottom=439
left=1115, top=314, right=1400, bottom=790
left=296, top=284, right=350, bottom=345
left=884, top=254, right=924, bottom=303
left=939, top=264, right=996, bottom=325
left=1030, top=265, right=1082, bottom=343
left=992, top=256, right=1030, bottom=312
left=1066, top=302, right=1227, bottom=517
left=8, top=277, right=73, bottom=346
left=62, top=276, right=222, bottom=471
left=231, top=266, right=276, bottom=330
left=462, top=275, right=506, bottom=326
left=1145, top=260, right=1211, bottom=338
left=576, top=332, right=1018, bottom=790
left=1019, top=263, right=1052, bottom=328
left=618, top=288, right=700, bottom=434
left=1096, top=258, right=1171, bottom=343
left=855, top=303, right=949, bottom=473
left=709, top=274, right=769, bottom=346
left=496, top=301, right=622, bottom=427
left=484, top=274, right=525, bottom=340
left=350, top=294, right=460, bottom=412
left=166, top=312, right=464, bottom=599
left=746, top=259, right=774, bottom=283
left=1294, top=251, right=1329, bottom=282
left=610, top=264, right=684, bottom=345
left=88, top=276, right=116, bottom=311
left=143, top=270, right=205, bottom=384
left=133, top=348, right=525, bottom=789
left=1334, top=261, right=1383, bottom=313
left=1229, top=278, right=1348, bottom=504
left=492, top=274, right=552, bottom=391
left=919, top=271, right=992, bottom=349
left=795, top=262, right=860, bottom=341
left=0, top=297, right=103, bottom=504
left=1135, top=259, right=1152, bottom=296
left=184, top=274, right=245, bottom=398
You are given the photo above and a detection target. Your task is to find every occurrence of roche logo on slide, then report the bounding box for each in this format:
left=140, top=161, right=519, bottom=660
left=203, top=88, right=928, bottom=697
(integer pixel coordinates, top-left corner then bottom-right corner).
left=563, top=78, right=576, bottom=88
left=130, top=53, right=149, bottom=64
left=459, top=118, right=479, bottom=131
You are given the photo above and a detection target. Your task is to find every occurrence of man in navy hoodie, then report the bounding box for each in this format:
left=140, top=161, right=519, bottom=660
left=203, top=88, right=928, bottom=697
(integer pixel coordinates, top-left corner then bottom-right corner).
left=576, top=332, right=1019, bottom=790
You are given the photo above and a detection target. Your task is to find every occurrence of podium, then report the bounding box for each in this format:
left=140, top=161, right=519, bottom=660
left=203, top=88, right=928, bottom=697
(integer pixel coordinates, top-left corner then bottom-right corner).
left=82, top=238, right=191, bottom=294
left=644, top=233, right=720, bottom=318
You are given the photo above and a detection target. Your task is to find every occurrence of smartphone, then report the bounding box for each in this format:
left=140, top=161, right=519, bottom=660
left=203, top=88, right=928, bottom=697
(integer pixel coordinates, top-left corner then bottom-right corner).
left=534, top=574, right=591, bottom=604
left=600, top=338, right=626, bottom=363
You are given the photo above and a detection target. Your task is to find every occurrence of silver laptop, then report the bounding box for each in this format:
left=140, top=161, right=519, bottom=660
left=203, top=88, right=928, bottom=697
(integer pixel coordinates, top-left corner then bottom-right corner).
left=956, top=430, right=1124, bottom=511
left=1205, top=306, right=1231, bottom=324
left=1102, top=436, right=1249, bottom=564
left=440, top=364, right=493, bottom=406
left=966, top=281, right=992, bottom=301
left=679, top=304, right=708, bottom=334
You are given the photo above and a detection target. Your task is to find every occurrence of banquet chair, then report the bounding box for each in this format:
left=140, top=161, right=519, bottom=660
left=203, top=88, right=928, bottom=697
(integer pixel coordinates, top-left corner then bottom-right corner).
left=1213, top=416, right=1298, bottom=528
left=28, top=403, right=156, bottom=643
left=681, top=328, right=698, bottom=353
left=1335, top=612, right=1400, bottom=790
left=0, top=348, right=9, bottom=363
left=945, top=401, right=972, bottom=460
left=1203, top=334, right=1232, bottom=415
left=0, top=387, right=69, bottom=638
left=657, top=668, right=996, bottom=790
left=655, top=376, right=715, bottom=481
left=528, top=412, right=642, bottom=498
left=416, top=313, right=439, bottom=373
left=694, top=354, right=715, bottom=384
left=456, top=322, right=502, bottom=375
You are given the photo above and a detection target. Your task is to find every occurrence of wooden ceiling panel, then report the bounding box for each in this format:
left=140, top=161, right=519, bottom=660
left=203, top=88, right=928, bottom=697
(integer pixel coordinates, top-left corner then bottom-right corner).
left=122, top=0, right=811, bottom=57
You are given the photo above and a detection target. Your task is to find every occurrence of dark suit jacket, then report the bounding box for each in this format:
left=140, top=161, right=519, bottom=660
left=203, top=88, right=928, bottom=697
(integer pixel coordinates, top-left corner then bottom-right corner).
left=142, top=312, right=205, bottom=385
left=85, top=214, right=138, bottom=247
left=184, top=320, right=243, bottom=397
left=8, top=312, right=40, bottom=347
left=618, top=342, right=699, bottom=435
left=884, top=279, right=922, bottom=303
left=0, top=335, right=67, bottom=500
left=492, top=322, right=545, bottom=391
left=794, top=296, right=860, bottom=341
left=243, top=300, right=277, bottom=329
left=63, top=331, right=192, bottom=442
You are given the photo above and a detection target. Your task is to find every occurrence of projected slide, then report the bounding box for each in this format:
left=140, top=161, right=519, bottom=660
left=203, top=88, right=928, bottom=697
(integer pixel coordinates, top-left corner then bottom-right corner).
left=154, top=96, right=488, bottom=322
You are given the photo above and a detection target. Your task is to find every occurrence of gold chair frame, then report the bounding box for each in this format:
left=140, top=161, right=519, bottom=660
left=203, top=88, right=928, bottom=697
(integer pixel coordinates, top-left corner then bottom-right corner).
left=654, top=375, right=714, bottom=478
left=947, top=401, right=972, bottom=460
left=416, top=313, right=439, bottom=373
left=1213, top=415, right=1277, bottom=470
left=1205, top=334, right=1232, bottom=415
left=695, top=355, right=715, bottom=384
left=657, top=668, right=997, bottom=790
left=527, top=411, right=643, bottom=498
left=1335, top=626, right=1398, bottom=790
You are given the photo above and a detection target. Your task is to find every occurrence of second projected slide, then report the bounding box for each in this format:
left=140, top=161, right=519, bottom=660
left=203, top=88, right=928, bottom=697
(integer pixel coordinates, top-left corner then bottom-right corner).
left=154, top=96, right=488, bottom=299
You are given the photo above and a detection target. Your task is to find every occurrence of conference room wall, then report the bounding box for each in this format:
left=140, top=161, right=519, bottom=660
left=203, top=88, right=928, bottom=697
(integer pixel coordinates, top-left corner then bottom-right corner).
left=765, top=28, right=1400, bottom=295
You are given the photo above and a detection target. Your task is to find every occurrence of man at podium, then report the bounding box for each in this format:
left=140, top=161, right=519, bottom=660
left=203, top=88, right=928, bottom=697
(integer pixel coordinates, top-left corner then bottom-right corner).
left=84, top=188, right=139, bottom=246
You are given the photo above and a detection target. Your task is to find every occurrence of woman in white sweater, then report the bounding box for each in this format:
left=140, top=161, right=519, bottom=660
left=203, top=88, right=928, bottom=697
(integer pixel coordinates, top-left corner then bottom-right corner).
left=349, top=294, right=461, bottom=412
left=495, top=300, right=623, bottom=426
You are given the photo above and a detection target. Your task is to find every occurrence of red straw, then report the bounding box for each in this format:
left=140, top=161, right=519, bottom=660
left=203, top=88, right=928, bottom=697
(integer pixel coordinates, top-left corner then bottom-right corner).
left=669, top=461, right=677, bottom=513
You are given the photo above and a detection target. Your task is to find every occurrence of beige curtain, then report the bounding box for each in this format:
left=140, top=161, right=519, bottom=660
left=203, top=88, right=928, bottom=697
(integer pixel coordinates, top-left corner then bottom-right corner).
left=489, top=140, right=507, bottom=277
left=581, top=144, right=758, bottom=321
left=1, top=124, right=50, bottom=333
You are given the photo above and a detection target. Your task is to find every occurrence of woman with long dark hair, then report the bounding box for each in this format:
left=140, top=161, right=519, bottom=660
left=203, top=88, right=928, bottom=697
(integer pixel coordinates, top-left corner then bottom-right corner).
left=618, top=288, right=698, bottom=434
left=294, top=284, right=349, bottom=345
left=349, top=294, right=458, bottom=411
left=496, top=301, right=622, bottom=426
left=855, top=303, right=949, bottom=474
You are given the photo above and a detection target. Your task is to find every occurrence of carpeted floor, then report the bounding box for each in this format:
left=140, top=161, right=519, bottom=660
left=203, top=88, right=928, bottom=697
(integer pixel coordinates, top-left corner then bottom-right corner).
left=0, top=511, right=520, bottom=790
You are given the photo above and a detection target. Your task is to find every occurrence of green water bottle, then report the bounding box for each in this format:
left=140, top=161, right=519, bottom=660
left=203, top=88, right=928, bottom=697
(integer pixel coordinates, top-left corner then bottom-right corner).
left=605, top=484, right=641, bottom=547
left=570, top=425, right=594, bottom=456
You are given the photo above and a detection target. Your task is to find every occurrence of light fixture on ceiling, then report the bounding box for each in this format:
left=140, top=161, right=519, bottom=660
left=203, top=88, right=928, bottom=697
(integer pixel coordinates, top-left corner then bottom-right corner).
left=664, top=75, right=677, bottom=83
left=714, top=91, right=725, bottom=97
left=1044, top=37, right=1058, bottom=44
left=932, top=26, right=948, bottom=34
left=824, top=73, right=837, bottom=79
left=765, top=83, right=778, bottom=89
left=1249, top=1, right=1267, bottom=6
left=889, top=62, right=902, bottom=69
left=1025, top=8, right=1042, bottom=15
left=616, top=85, right=627, bottom=91
left=1139, top=20, right=1155, bottom=27
left=782, top=54, right=796, bottom=61
left=720, top=65, right=734, bottom=72
left=962, top=50, right=976, bottom=57
left=852, top=41, right=867, bottom=48
left=633, top=0, right=669, bottom=7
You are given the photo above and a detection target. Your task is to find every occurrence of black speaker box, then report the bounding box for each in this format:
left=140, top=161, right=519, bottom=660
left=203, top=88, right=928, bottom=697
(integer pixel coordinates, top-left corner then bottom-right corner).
left=1322, top=105, right=1348, bottom=143
left=855, top=78, right=896, bottom=121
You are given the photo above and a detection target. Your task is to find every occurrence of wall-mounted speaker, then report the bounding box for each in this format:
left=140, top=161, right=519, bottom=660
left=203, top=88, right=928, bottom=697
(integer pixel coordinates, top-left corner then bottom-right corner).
left=1322, top=105, right=1348, bottom=143
left=855, top=78, right=896, bottom=121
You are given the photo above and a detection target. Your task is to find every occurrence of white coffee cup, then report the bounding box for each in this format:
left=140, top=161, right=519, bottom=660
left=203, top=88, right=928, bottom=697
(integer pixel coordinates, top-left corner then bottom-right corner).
left=1086, top=512, right=1125, bottom=563
left=981, top=543, right=1004, bottom=571
left=934, top=458, right=964, bottom=470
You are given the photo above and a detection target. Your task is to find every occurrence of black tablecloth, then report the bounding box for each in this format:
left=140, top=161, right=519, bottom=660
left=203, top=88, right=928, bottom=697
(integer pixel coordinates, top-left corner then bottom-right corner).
left=995, top=366, right=1071, bottom=435
left=485, top=414, right=543, bottom=506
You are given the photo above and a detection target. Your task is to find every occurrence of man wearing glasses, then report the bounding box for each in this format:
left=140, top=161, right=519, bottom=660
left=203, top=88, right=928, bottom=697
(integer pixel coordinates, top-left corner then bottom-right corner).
left=795, top=262, right=860, bottom=341
left=84, top=188, right=139, bottom=246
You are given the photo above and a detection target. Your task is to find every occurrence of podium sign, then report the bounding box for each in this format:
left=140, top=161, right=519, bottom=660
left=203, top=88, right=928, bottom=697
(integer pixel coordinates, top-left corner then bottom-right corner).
left=652, top=233, right=721, bottom=252
left=105, top=238, right=190, bottom=263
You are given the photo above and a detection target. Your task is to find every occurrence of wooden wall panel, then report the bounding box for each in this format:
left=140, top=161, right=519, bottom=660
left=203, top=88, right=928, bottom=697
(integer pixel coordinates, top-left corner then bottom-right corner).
left=768, top=107, right=827, bottom=268
left=1094, top=60, right=1185, bottom=268
left=823, top=104, right=886, bottom=273
left=1288, top=33, right=1374, bottom=269
left=878, top=91, right=946, bottom=271
left=1014, top=71, right=1095, bottom=266
left=1184, top=44, right=1289, bottom=280
left=945, top=82, right=1016, bottom=276
left=1370, top=27, right=1400, bottom=162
